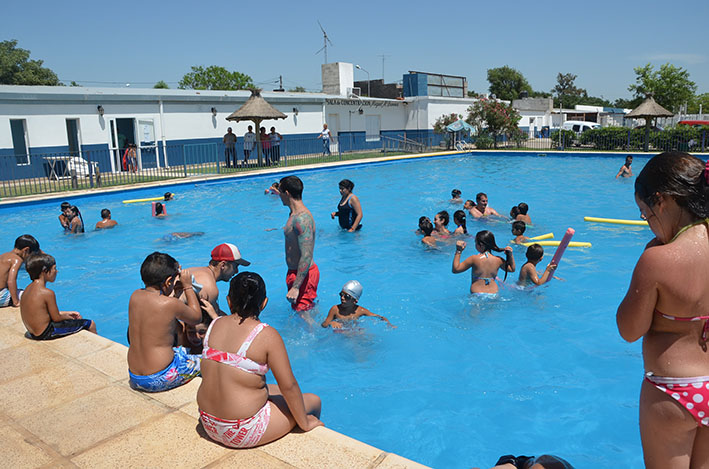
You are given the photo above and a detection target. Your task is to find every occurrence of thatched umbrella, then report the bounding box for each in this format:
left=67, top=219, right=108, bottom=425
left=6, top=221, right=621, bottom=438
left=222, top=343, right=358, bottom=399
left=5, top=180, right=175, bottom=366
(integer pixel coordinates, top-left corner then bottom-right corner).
left=626, top=95, right=673, bottom=151
left=226, top=89, right=287, bottom=166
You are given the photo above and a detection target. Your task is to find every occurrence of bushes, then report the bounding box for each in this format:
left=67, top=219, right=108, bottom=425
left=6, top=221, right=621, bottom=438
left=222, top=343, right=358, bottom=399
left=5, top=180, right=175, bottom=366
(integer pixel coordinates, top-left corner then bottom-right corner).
left=572, top=126, right=706, bottom=151
left=550, top=130, right=577, bottom=148
left=474, top=133, right=494, bottom=149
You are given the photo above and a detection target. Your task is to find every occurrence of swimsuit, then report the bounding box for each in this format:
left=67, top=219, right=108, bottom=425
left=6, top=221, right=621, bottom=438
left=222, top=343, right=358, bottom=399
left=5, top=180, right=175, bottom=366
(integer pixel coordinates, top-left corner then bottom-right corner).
left=471, top=252, right=496, bottom=285
left=128, top=346, right=201, bottom=392
left=199, top=318, right=271, bottom=448
left=27, top=318, right=92, bottom=340
left=336, top=196, right=362, bottom=231
left=645, top=373, right=709, bottom=426
left=286, top=263, right=320, bottom=311
left=0, top=288, right=22, bottom=307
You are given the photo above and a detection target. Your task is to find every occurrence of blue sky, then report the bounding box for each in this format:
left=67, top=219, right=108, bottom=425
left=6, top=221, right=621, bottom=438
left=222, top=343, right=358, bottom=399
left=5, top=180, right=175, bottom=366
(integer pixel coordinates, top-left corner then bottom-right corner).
left=3, top=0, right=708, bottom=100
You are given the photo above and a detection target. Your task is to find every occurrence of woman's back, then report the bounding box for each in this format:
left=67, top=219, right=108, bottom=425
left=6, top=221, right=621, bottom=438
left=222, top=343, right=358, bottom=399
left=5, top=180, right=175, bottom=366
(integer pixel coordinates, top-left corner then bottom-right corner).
left=470, top=252, right=504, bottom=293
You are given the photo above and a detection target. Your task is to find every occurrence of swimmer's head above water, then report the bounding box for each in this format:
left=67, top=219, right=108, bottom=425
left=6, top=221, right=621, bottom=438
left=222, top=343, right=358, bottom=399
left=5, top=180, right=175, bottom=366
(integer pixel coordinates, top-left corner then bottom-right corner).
left=341, top=280, right=363, bottom=302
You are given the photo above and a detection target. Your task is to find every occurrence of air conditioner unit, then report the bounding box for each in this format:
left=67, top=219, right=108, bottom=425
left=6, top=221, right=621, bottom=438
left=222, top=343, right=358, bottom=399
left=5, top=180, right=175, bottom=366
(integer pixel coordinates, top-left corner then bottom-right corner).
left=347, top=87, right=361, bottom=98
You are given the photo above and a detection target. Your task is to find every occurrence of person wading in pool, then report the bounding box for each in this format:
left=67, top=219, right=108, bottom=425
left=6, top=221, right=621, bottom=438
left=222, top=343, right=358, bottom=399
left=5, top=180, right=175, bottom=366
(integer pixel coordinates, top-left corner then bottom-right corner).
left=470, top=192, right=501, bottom=218
left=279, top=175, right=319, bottom=313
left=452, top=230, right=515, bottom=295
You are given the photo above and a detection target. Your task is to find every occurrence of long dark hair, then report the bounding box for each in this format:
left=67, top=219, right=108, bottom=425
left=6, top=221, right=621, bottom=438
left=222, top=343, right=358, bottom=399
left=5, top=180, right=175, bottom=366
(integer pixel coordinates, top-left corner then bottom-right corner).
left=228, top=272, right=267, bottom=323
left=453, top=210, right=467, bottom=234
left=476, top=230, right=512, bottom=281
left=635, top=151, right=709, bottom=219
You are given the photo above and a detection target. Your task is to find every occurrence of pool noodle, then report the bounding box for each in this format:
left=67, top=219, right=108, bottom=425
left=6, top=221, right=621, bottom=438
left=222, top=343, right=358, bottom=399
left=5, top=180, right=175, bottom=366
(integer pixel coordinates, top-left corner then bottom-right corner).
left=545, top=227, right=574, bottom=284
left=522, top=240, right=591, bottom=248
left=529, top=232, right=554, bottom=240
left=123, top=196, right=170, bottom=204
left=584, top=216, right=648, bottom=226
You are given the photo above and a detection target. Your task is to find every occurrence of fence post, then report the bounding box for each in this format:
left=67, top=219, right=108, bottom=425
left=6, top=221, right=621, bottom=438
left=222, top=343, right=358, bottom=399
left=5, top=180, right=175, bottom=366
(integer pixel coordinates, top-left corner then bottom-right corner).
left=87, top=151, right=95, bottom=189
left=561, top=132, right=565, bottom=151
left=182, top=144, right=187, bottom=178
left=702, top=130, right=706, bottom=153
left=215, top=143, right=220, bottom=175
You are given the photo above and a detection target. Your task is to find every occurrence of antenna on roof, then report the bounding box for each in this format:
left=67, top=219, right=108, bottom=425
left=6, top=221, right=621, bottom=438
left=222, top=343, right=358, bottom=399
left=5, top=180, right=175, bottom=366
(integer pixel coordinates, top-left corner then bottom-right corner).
left=315, top=20, right=333, bottom=64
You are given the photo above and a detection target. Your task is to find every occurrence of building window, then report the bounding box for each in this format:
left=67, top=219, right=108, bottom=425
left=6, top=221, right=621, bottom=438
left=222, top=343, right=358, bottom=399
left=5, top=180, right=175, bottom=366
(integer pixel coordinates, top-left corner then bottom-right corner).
left=10, top=119, right=29, bottom=165
left=365, top=115, right=380, bottom=142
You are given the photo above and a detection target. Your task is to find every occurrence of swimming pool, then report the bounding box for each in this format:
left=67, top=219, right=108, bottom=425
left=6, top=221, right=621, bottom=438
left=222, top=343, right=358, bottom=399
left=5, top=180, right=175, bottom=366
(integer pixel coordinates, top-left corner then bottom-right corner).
left=1, top=152, right=649, bottom=468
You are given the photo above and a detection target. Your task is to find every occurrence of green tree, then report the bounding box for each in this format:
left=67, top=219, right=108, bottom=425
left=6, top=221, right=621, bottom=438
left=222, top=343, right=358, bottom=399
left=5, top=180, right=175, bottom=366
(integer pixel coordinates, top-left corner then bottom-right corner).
left=465, top=98, right=521, bottom=149
left=628, top=63, right=697, bottom=112
left=154, top=80, right=169, bottom=89
left=688, top=92, right=709, bottom=114
left=433, top=112, right=462, bottom=149
left=288, top=86, right=306, bottom=92
left=178, top=65, right=253, bottom=91
left=0, top=39, right=60, bottom=86
left=551, top=73, right=587, bottom=108
left=486, top=66, right=532, bottom=102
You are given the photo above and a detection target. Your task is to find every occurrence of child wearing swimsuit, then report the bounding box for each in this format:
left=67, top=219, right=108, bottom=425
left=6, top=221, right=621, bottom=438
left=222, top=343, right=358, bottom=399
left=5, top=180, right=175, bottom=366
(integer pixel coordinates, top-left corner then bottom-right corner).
left=617, top=152, right=709, bottom=467
left=452, top=230, right=515, bottom=295
left=197, top=272, right=322, bottom=448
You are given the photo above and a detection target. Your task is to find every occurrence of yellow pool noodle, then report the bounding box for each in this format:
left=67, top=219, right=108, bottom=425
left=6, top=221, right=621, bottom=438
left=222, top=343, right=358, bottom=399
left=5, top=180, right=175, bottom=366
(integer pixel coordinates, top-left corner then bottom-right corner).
left=584, top=216, right=648, bottom=226
left=529, top=232, right=554, bottom=240
left=522, top=240, right=592, bottom=248
left=122, top=196, right=167, bottom=204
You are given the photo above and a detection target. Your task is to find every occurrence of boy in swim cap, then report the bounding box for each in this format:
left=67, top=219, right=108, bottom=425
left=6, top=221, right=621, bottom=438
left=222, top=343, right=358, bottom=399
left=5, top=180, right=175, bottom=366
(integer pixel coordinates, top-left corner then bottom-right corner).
left=321, top=280, right=395, bottom=329
left=517, top=244, right=556, bottom=286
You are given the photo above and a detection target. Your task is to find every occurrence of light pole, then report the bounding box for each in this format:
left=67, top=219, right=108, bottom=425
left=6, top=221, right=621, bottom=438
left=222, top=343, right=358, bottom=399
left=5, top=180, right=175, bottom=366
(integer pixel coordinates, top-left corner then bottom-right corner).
left=355, top=65, right=370, bottom=97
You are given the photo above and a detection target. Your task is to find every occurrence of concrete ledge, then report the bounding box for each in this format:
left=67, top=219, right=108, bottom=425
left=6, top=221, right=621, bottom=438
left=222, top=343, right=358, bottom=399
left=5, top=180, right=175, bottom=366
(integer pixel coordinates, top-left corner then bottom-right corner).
left=0, top=306, right=427, bottom=468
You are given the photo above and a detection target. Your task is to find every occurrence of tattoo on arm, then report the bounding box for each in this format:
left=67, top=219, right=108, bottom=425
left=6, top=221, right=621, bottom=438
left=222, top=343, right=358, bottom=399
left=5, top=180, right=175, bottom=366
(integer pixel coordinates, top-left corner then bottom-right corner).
left=292, top=213, right=315, bottom=289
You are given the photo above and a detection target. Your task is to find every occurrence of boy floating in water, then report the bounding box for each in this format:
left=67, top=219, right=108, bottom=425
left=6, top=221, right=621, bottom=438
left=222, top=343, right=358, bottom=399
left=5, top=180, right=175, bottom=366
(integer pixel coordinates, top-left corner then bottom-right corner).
left=0, top=234, right=40, bottom=307
left=95, top=208, right=118, bottom=229
left=517, top=244, right=556, bottom=286
left=127, top=252, right=204, bottom=392
left=321, top=280, right=395, bottom=329
left=21, top=252, right=97, bottom=339
left=510, top=221, right=530, bottom=244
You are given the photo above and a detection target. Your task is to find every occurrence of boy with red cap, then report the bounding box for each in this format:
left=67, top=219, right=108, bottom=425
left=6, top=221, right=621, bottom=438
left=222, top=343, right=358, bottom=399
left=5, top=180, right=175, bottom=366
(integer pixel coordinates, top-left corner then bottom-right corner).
left=188, top=243, right=250, bottom=316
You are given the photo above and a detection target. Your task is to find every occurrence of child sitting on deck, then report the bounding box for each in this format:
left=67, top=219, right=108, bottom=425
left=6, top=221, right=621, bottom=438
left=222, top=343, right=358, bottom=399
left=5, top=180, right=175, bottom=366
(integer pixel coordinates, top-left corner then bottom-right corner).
left=321, top=281, right=395, bottom=329
left=511, top=221, right=530, bottom=244
left=127, top=252, right=204, bottom=392
left=0, top=234, right=41, bottom=308
left=21, top=252, right=96, bottom=339
left=517, top=244, right=556, bottom=286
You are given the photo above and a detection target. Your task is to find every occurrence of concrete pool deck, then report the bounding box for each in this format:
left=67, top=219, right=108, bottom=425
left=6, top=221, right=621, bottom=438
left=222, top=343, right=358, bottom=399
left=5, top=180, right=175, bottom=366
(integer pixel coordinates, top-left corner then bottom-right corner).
left=0, top=306, right=427, bottom=469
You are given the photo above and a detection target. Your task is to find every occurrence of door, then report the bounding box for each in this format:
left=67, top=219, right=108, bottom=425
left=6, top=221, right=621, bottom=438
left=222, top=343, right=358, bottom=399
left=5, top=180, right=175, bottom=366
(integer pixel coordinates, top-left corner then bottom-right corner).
left=138, top=119, right=158, bottom=169
left=109, top=118, right=137, bottom=171
left=327, top=113, right=340, bottom=153
left=66, top=119, right=82, bottom=157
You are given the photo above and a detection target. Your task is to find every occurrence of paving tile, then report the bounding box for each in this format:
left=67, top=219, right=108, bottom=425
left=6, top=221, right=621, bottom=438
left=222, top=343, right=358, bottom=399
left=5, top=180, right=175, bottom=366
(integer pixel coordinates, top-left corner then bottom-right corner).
left=0, top=361, right=111, bottom=419
left=0, top=344, right=67, bottom=384
left=260, top=426, right=381, bottom=469
left=179, top=400, right=200, bottom=420
left=376, top=453, right=430, bottom=469
left=144, top=375, right=201, bottom=409
left=77, top=342, right=129, bottom=382
left=205, top=449, right=295, bottom=468
left=71, top=411, right=230, bottom=469
left=41, top=330, right=113, bottom=358
left=23, top=385, right=168, bottom=456
left=6, top=319, right=29, bottom=335
left=0, top=424, right=54, bottom=468
left=0, top=326, right=27, bottom=351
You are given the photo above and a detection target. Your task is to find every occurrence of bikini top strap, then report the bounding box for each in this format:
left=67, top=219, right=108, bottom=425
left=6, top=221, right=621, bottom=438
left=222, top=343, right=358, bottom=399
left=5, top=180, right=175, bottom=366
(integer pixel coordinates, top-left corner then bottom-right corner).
left=202, top=316, right=222, bottom=349
left=237, top=323, right=269, bottom=355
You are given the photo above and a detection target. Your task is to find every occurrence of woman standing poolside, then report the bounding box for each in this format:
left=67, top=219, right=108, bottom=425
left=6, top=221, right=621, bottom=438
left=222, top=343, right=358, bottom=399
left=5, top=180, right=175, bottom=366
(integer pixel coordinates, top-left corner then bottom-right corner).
left=617, top=152, right=709, bottom=468
left=330, top=179, right=363, bottom=232
left=452, top=230, right=514, bottom=295
left=197, top=272, right=322, bottom=449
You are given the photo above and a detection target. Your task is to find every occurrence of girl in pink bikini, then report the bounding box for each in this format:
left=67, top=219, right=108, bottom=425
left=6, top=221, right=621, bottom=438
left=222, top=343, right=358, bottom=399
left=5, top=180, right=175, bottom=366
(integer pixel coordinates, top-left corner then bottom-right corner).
left=197, top=272, right=322, bottom=448
left=617, top=151, right=709, bottom=468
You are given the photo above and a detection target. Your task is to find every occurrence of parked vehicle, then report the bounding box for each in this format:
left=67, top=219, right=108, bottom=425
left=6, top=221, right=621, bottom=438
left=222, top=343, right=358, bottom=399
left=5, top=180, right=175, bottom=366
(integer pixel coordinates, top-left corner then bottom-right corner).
left=562, top=121, right=601, bottom=134
left=678, top=120, right=709, bottom=128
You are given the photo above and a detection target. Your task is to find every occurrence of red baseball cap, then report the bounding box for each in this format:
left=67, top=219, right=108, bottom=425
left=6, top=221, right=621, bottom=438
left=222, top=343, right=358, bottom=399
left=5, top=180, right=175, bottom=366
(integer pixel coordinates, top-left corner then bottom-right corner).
left=211, top=243, right=250, bottom=265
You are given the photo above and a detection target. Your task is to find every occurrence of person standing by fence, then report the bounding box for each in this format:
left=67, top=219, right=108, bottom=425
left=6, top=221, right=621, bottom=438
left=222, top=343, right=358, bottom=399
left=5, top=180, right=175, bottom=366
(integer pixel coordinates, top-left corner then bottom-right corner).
left=269, top=127, right=282, bottom=164
left=243, top=126, right=256, bottom=166
left=223, top=127, right=237, bottom=168
left=317, top=124, right=331, bottom=156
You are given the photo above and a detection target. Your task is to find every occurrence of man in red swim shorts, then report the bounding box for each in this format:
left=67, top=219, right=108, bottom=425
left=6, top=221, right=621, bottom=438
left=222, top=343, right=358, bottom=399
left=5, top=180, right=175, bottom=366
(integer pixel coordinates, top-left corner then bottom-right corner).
left=279, top=175, right=319, bottom=312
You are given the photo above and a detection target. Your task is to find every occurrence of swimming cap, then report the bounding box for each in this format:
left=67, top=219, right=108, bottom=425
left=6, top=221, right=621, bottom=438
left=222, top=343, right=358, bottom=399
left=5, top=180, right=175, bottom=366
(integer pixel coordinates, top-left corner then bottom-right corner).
left=341, top=280, right=363, bottom=301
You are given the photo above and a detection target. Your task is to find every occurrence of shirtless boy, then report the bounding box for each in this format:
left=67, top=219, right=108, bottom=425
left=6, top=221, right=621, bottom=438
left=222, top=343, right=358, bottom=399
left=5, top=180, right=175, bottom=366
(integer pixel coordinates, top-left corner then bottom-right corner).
left=515, top=203, right=532, bottom=224
left=279, top=175, right=319, bottom=311
left=0, top=234, right=40, bottom=307
left=21, top=253, right=96, bottom=339
left=188, top=243, right=250, bottom=315
left=511, top=221, right=530, bottom=244
left=321, top=280, right=395, bottom=329
left=95, top=209, right=118, bottom=229
left=419, top=218, right=437, bottom=247
left=127, top=252, right=204, bottom=392
left=517, top=244, right=556, bottom=286
left=470, top=192, right=501, bottom=218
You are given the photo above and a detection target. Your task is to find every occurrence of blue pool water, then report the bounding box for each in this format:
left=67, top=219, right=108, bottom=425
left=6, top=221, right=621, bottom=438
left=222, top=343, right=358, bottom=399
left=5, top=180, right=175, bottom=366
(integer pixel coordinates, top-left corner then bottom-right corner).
left=1, top=152, right=650, bottom=468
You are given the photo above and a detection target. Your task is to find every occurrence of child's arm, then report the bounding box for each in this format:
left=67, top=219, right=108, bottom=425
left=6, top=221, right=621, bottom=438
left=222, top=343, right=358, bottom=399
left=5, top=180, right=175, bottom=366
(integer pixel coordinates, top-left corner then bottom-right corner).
left=321, top=306, right=342, bottom=329
left=174, top=270, right=202, bottom=325
left=359, top=307, right=396, bottom=328
left=452, top=241, right=474, bottom=273
left=7, top=259, right=23, bottom=306
left=502, top=247, right=516, bottom=272
left=537, top=262, right=557, bottom=284
left=45, top=289, right=82, bottom=321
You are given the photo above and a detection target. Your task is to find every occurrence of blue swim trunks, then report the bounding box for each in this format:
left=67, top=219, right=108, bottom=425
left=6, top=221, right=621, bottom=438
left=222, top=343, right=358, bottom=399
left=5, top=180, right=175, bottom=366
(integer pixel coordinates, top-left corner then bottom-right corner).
left=129, top=346, right=201, bottom=393
left=27, top=318, right=93, bottom=340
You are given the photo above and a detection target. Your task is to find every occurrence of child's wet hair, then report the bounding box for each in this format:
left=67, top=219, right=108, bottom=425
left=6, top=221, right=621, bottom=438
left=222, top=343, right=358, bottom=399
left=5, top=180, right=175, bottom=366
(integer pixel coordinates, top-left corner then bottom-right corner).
left=418, top=216, right=430, bottom=227
left=512, top=220, right=526, bottom=234
left=419, top=218, right=434, bottom=236
left=101, top=208, right=111, bottom=219
left=436, top=210, right=450, bottom=226
left=155, top=203, right=164, bottom=215
left=451, top=189, right=461, bottom=198
left=338, top=179, right=354, bottom=191
left=635, top=151, right=709, bottom=218
left=140, top=252, right=179, bottom=287
left=510, top=205, right=520, bottom=218
left=475, top=230, right=512, bottom=281
left=465, top=199, right=475, bottom=207
left=228, top=272, right=267, bottom=323
left=25, top=252, right=55, bottom=280
left=518, top=202, right=529, bottom=215
left=525, top=243, right=544, bottom=262
left=14, top=234, right=40, bottom=253
left=60, top=202, right=71, bottom=210
left=453, top=210, right=467, bottom=234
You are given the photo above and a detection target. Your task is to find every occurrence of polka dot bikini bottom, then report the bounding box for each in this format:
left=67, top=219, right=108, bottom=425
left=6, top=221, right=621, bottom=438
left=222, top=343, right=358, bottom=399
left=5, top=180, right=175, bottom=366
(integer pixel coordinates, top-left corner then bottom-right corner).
left=646, top=373, right=709, bottom=426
